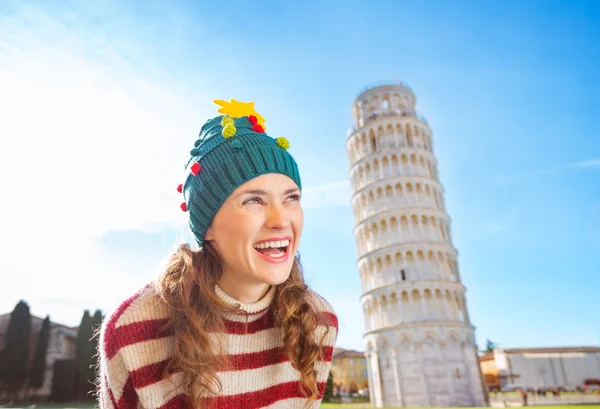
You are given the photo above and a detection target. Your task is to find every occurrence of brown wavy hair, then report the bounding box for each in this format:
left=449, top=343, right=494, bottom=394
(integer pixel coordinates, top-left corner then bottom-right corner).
left=155, top=241, right=331, bottom=408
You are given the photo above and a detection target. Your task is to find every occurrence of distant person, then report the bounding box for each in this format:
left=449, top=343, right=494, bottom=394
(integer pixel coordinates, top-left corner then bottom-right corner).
left=520, top=389, right=528, bottom=406
left=96, top=99, right=338, bottom=408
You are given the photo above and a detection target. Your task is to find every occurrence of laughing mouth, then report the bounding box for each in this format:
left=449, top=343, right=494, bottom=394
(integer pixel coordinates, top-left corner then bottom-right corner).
left=253, top=239, right=290, bottom=259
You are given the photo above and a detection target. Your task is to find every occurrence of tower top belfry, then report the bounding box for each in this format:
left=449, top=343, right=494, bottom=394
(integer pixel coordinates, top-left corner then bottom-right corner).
left=352, top=82, right=420, bottom=130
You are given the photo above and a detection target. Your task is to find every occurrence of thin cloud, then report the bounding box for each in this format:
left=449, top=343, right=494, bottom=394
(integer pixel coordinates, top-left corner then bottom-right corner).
left=492, top=157, right=600, bottom=184
left=570, top=158, right=600, bottom=168
left=467, top=208, right=519, bottom=243
left=482, top=212, right=518, bottom=235
left=547, top=157, right=600, bottom=173
left=516, top=157, right=600, bottom=178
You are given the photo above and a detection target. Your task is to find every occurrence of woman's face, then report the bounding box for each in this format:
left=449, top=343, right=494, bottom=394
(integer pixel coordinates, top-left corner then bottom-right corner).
left=205, top=173, right=303, bottom=288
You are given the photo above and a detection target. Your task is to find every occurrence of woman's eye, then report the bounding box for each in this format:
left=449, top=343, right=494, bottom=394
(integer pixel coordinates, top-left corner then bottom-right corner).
left=244, top=197, right=262, bottom=205
left=286, top=194, right=301, bottom=202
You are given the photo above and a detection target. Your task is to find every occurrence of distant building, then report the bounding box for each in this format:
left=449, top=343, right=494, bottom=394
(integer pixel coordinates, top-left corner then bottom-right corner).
left=479, top=346, right=600, bottom=391
left=330, top=348, right=369, bottom=396
left=0, top=313, right=77, bottom=400
left=479, top=351, right=501, bottom=391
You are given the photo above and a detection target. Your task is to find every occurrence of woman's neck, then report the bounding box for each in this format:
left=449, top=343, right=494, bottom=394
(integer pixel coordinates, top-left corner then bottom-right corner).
left=216, top=278, right=272, bottom=305
left=215, top=283, right=275, bottom=315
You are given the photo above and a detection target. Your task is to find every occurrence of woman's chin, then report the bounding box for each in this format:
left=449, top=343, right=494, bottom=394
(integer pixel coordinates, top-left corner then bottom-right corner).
left=262, top=272, right=292, bottom=286
left=257, top=264, right=293, bottom=286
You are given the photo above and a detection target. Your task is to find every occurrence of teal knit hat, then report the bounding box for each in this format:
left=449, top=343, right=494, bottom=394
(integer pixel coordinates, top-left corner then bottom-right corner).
left=177, top=99, right=302, bottom=247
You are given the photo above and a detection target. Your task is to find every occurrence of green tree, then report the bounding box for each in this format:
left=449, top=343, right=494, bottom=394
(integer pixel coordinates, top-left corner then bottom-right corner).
left=485, top=339, right=496, bottom=353
left=28, top=315, right=51, bottom=389
left=74, top=310, right=95, bottom=401
left=323, top=371, right=334, bottom=402
left=0, top=300, right=32, bottom=399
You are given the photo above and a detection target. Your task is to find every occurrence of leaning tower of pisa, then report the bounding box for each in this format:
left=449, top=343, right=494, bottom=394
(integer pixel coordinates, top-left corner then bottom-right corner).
left=347, top=83, right=487, bottom=407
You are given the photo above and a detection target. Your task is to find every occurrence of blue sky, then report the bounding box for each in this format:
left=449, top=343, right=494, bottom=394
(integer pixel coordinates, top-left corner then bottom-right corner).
left=1, top=0, right=599, bottom=351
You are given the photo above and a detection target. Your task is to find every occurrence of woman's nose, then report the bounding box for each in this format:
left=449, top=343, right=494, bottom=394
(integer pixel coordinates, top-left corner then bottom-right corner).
left=266, top=204, right=291, bottom=229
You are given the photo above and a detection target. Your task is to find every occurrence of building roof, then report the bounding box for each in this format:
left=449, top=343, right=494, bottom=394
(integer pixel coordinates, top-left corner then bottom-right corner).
left=500, top=346, right=600, bottom=354
left=479, top=352, right=494, bottom=361
left=333, top=348, right=365, bottom=359
left=0, top=312, right=78, bottom=333
left=478, top=346, right=600, bottom=361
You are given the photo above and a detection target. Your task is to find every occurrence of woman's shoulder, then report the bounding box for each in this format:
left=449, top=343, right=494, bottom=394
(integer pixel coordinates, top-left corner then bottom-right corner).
left=101, top=282, right=171, bottom=356
left=309, top=289, right=338, bottom=329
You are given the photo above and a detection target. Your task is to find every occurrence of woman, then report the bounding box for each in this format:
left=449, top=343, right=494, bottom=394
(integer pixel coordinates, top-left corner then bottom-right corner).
left=97, top=99, right=338, bottom=409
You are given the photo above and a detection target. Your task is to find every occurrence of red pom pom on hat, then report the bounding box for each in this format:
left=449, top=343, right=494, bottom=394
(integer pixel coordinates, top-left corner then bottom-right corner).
left=177, top=184, right=183, bottom=193
left=180, top=202, right=188, bottom=212
left=190, top=162, right=201, bottom=175
left=252, top=124, right=264, bottom=133
left=248, top=115, right=258, bottom=125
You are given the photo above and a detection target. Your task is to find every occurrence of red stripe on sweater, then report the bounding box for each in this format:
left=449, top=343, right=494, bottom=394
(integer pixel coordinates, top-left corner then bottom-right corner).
left=224, top=310, right=338, bottom=336
left=231, top=347, right=286, bottom=370
left=103, top=284, right=153, bottom=358
left=223, top=309, right=274, bottom=334
left=232, top=345, right=334, bottom=370
left=129, top=359, right=182, bottom=389
left=105, top=375, right=119, bottom=409
left=103, top=286, right=337, bottom=358
left=321, top=344, right=334, bottom=362
left=130, top=359, right=169, bottom=389
left=105, top=318, right=171, bottom=359
left=320, top=311, right=338, bottom=329
left=106, top=312, right=335, bottom=361
left=200, top=380, right=327, bottom=409
left=117, top=376, right=138, bottom=409
left=127, top=346, right=334, bottom=389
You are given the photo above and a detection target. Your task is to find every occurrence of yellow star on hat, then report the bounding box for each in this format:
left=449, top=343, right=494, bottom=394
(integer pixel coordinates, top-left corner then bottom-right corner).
left=213, top=98, right=267, bottom=130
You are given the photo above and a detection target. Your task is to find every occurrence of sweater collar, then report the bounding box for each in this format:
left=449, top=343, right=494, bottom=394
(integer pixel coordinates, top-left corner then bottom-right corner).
left=215, top=284, right=276, bottom=314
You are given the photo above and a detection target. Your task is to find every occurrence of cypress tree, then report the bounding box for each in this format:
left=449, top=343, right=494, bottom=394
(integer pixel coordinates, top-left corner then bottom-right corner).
left=0, top=301, right=32, bottom=396
left=485, top=339, right=496, bottom=353
left=74, top=310, right=94, bottom=401
left=323, top=371, right=334, bottom=402
left=28, top=316, right=51, bottom=389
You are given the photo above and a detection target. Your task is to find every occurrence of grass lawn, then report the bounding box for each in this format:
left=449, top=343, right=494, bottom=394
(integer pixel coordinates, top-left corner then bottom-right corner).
left=0, top=404, right=97, bottom=408
left=1, top=404, right=599, bottom=409
left=320, top=406, right=600, bottom=409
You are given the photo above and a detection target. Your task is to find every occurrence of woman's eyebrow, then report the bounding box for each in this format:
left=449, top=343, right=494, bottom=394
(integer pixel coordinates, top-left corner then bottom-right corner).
left=236, top=189, right=267, bottom=196
left=234, top=188, right=300, bottom=198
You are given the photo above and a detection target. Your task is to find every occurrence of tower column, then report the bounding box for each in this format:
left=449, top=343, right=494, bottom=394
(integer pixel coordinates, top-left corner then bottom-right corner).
left=420, top=291, right=428, bottom=320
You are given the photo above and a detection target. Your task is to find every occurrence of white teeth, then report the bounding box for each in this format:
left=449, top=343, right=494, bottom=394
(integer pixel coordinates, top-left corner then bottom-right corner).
left=254, top=239, right=290, bottom=249
left=268, top=250, right=286, bottom=258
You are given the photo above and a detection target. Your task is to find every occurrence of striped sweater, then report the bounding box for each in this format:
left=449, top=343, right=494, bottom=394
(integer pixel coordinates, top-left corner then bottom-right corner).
left=98, top=283, right=338, bottom=409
